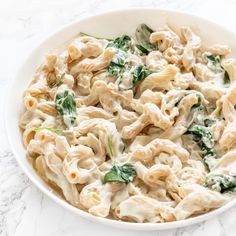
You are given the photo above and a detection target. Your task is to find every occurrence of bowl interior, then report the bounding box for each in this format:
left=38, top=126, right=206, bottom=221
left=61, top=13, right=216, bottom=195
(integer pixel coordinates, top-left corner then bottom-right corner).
left=6, top=8, right=236, bottom=231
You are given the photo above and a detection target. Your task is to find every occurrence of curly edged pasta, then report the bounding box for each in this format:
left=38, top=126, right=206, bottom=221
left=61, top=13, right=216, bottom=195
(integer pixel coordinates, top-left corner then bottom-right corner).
left=20, top=23, right=236, bottom=223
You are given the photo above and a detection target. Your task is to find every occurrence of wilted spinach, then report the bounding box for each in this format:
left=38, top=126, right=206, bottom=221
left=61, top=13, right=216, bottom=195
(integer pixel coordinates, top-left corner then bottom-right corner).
left=55, top=90, right=77, bottom=128
left=35, top=127, right=63, bottom=135
left=107, top=49, right=127, bottom=76
left=135, top=24, right=158, bottom=55
left=188, top=124, right=214, bottom=156
left=206, top=54, right=230, bottom=85
left=132, top=65, right=153, bottom=85
left=103, top=163, right=137, bottom=184
left=49, top=73, right=65, bottom=88
left=204, top=118, right=217, bottom=127
left=192, top=94, right=202, bottom=109
left=205, top=174, right=236, bottom=193
left=79, top=32, right=112, bottom=41
left=103, top=136, right=136, bottom=184
left=107, top=35, right=132, bottom=52
left=107, top=26, right=159, bottom=87
left=188, top=124, right=216, bottom=170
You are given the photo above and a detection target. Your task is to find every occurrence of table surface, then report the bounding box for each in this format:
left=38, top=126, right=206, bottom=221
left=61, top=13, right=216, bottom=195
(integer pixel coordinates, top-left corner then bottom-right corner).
left=1, top=0, right=236, bottom=235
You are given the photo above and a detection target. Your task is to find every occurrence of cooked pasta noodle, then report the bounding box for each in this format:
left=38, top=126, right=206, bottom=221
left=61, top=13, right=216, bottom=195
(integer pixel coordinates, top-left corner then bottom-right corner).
left=20, top=24, right=236, bottom=223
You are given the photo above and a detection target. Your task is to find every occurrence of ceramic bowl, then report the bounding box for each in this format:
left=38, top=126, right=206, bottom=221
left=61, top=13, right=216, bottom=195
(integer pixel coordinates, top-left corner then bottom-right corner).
left=6, top=8, right=236, bottom=230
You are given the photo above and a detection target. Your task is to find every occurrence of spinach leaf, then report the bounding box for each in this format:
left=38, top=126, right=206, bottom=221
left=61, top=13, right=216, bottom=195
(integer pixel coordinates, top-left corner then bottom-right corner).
left=224, top=71, right=230, bottom=84
left=192, top=94, right=202, bottom=109
left=135, top=24, right=158, bottom=55
left=206, top=54, right=230, bottom=85
left=79, top=32, right=112, bottom=41
left=55, top=90, right=77, bottom=128
left=49, top=73, right=65, bottom=88
left=107, top=35, right=132, bottom=52
left=106, top=29, right=155, bottom=88
left=103, top=163, right=137, bottom=184
left=204, top=118, right=217, bottom=127
left=35, top=127, right=63, bottom=135
left=173, top=96, right=185, bottom=107
left=106, top=35, right=131, bottom=78
left=107, top=135, right=114, bottom=158
left=188, top=124, right=214, bottom=157
left=188, top=124, right=216, bottom=170
left=206, top=55, right=221, bottom=66
left=135, top=44, right=150, bottom=55
left=107, top=49, right=127, bottom=76
left=203, top=155, right=217, bottom=172
left=107, top=62, right=125, bottom=77
left=103, top=136, right=136, bottom=184
left=132, top=65, right=153, bottom=85
left=205, top=174, right=236, bottom=193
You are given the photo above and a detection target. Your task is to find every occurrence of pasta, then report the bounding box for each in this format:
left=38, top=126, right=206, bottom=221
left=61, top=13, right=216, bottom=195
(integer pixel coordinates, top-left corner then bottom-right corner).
left=20, top=23, right=236, bottom=223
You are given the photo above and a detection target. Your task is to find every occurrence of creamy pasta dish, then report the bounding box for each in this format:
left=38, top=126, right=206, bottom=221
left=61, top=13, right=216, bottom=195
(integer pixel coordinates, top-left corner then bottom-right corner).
left=20, top=23, right=236, bottom=223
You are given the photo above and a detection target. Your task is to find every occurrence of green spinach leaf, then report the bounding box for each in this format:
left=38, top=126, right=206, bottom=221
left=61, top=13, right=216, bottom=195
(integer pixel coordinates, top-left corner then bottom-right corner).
left=55, top=90, right=77, bottom=128
left=103, top=136, right=136, bottom=184
left=205, top=174, right=236, bottom=193
left=204, top=118, right=217, bottom=127
left=79, top=32, right=112, bottom=41
left=107, top=135, right=114, bottom=158
left=206, top=55, right=221, bottom=66
left=132, top=65, right=153, bottom=85
left=103, top=163, right=137, bottom=184
left=224, top=71, right=230, bottom=84
left=49, top=73, right=65, bottom=88
left=192, top=94, right=202, bottom=109
left=106, top=35, right=132, bottom=78
left=107, top=49, right=127, bottom=76
left=135, top=44, right=150, bottom=55
left=107, top=35, right=132, bottom=52
left=135, top=24, right=158, bottom=55
left=188, top=124, right=216, bottom=170
left=188, top=124, right=214, bottom=156
left=35, top=127, right=63, bottom=135
left=206, top=54, right=230, bottom=85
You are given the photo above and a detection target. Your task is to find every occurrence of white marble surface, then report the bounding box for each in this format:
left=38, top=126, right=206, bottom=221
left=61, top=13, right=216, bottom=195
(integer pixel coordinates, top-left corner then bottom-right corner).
left=1, top=0, right=236, bottom=235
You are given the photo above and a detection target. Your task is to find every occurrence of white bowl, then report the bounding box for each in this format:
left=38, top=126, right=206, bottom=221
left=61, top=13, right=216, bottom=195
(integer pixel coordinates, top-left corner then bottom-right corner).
left=5, top=8, right=236, bottom=231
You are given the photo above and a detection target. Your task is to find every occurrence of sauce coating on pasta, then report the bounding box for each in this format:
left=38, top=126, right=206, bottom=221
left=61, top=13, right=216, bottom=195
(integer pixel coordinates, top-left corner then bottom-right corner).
left=20, top=24, right=236, bottom=223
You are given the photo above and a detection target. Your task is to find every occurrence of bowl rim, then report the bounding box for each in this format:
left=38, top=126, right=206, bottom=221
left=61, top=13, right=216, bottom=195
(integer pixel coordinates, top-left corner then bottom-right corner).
left=5, top=7, right=236, bottom=231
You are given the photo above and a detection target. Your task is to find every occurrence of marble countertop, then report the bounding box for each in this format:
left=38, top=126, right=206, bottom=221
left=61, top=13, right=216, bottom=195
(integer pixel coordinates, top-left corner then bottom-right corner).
left=1, top=0, right=236, bottom=235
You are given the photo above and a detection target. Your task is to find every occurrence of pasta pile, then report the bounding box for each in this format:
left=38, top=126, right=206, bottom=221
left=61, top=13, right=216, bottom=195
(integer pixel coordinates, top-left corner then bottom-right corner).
left=20, top=24, right=236, bottom=223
